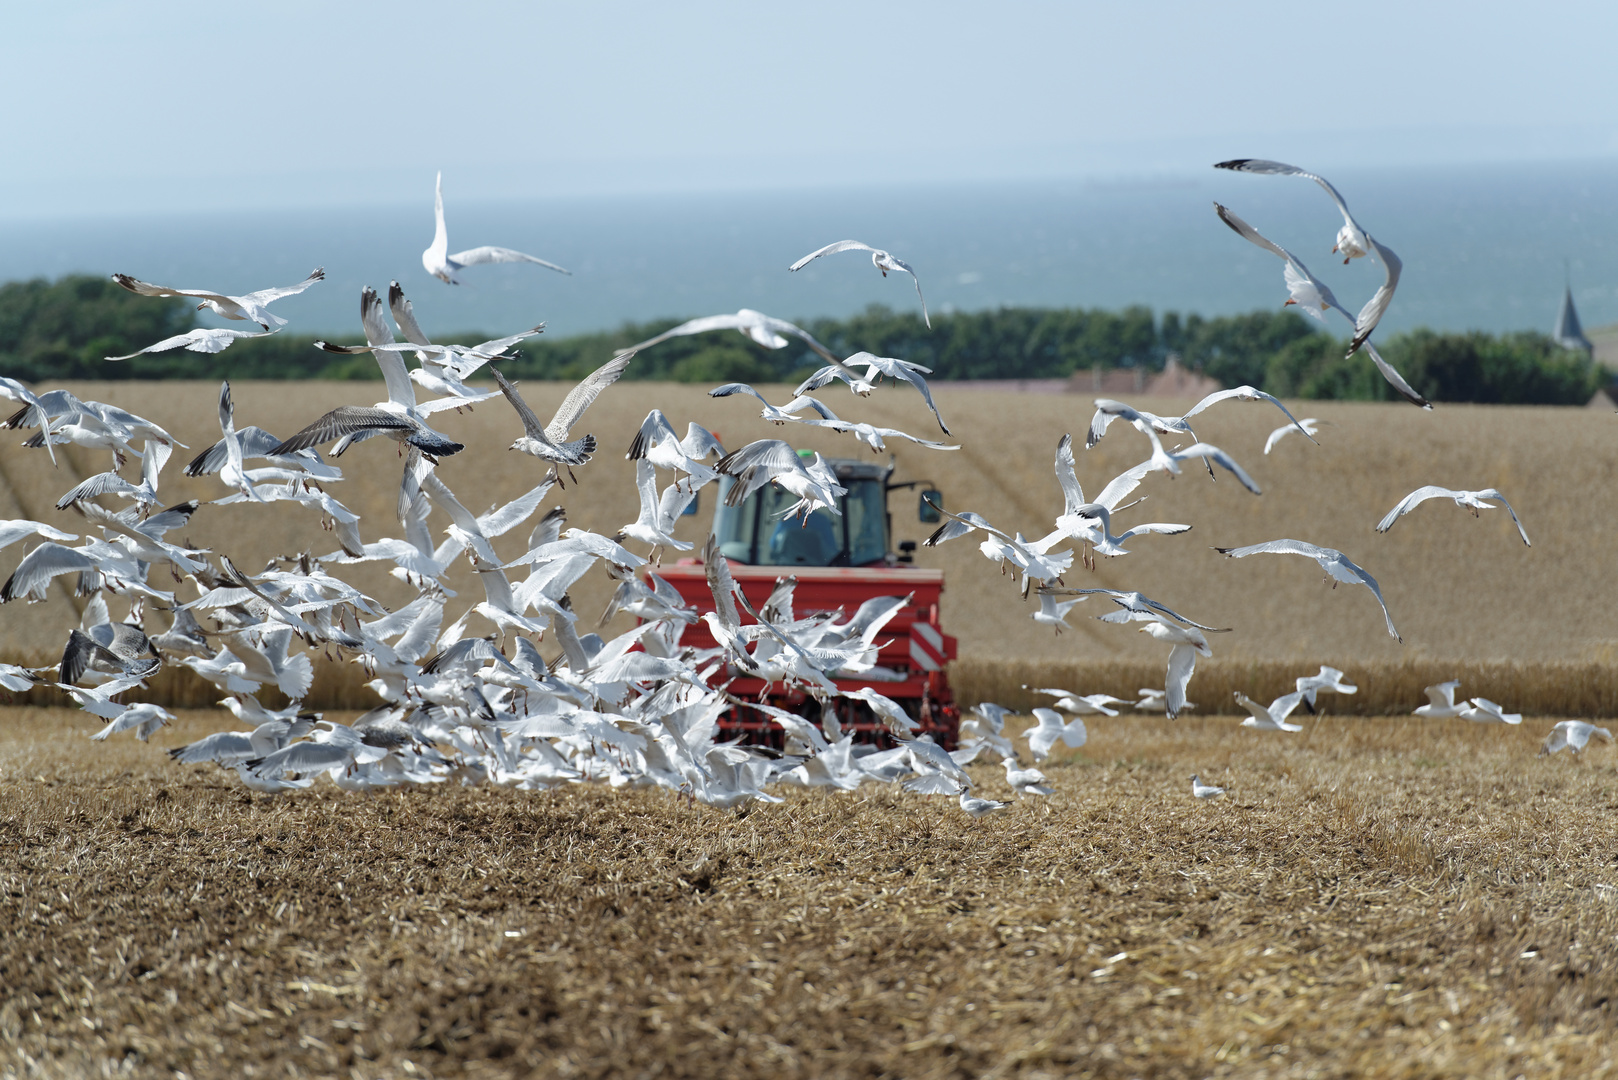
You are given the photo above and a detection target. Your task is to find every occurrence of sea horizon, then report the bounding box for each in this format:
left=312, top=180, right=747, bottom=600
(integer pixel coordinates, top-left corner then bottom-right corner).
left=3, top=160, right=1614, bottom=343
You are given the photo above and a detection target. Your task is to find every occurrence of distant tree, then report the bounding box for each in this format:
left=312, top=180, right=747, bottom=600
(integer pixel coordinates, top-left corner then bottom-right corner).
left=1175, top=309, right=1323, bottom=390
left=0, top=275, right=194, bottom=381
left=0, top=275, right=1603, bottom=405
left=1382, top=329, right=1604, bottom=405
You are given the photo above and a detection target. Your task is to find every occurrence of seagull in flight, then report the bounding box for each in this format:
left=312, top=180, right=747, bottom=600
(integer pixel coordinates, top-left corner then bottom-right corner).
left=105, top=327, right=280, bottom=362
left=270, top=287, right=465, bottom=461
left=789, top=240, right=930, bottom=328
left=1136, top=618, right=1211, bottom=720
left=488, top=358, right=632, bottom=484
left=1265, top=417, right=1321, bottom=454
left=1214, top=202, right=1424, bottom=406
left=1234, top=690, right=1305, bottom=732
left=615, top=309, right=843, bottom=367
left=795, top=352, right=952, bottom=434
left=1215, top=158, right=1383, bottom=265
left=1023, top=707, right=1086, bottom=762
left=1027, top=686, right=1128, bottom=715
left=1214, top=538, right=1401, bottom=642
left=1086, top=399, right=1193, bottom=449
left=1295, top=665, right=1356, bottom=713
left=1375, top=486, right=1530, bottom=546
left=1541, top=720, right=1613, bottom=757
left=422, top=172, right=571, bottom=284
left=714, top=440, right=846, bottom=522
left=1179, top=386, right=1315, bottom=445
left=111, top=268, right=325, bottom=330
left=1462, top=697, right=1522, bottom=725
left=1414, top=680, right=1467, bottom=719
left=1040, top=586, right=1230, bottom=634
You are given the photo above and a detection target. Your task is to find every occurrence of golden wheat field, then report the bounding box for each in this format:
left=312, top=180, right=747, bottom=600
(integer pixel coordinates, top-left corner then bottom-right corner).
left=4, top=705, right=1618, bottom=1079
left=1, top=381, right=1615, bottom=712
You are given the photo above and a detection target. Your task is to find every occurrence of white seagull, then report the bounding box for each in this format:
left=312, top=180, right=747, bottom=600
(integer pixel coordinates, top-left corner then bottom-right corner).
left=1375, top=486, right=1530, bottom=547
left=1214, top=202, right=1425, bottom=406
left=271, top=287, right=466, bottom=460
left=1234, top=690, right=1305, bottom=732
left=422, top=172, right=571, bottom=284
left=1067, top=503, right=1193, bottom=560
left=1413, top=680, right=1467, bottom=719
left=1541, top=720, right=1613, bottom=757
left=111, top=268, right=325, bottom=330
left=1190, top=774, right=1225, bottom=800
left=1214, top=538, right=1400, bottom=643
left=617, top=459, right=696, bottom=565
left=1002, top=756, right=1054, bottom=797
left=1179, top=386, right=1315, bottom=445
left=1023, top=707, right=1086, bottom=762
left=956, top=783, right=1009, bottom=817
left=1137, top=618, right=1211, bottom=720
left=1265, top=417, right=1321, bottom=454
left=1027, top=686, right=1127, bottom=716
left=789, top=240, right=930, bottom=328
left=615, top=309, right=843, bottom=367
left=1032, top=589, right=1084, bottom=633
left=1295, top=665, right=1357, bottom=712
left=1214, top=158, right=1383, bottom=266
left=796, top=352, right=952, bottom=435
left=105, top=327, right=280, bottom=362
left=924, top=508, right=1073, bottom=593
left=1461, top=697, right=1522, bottom=725
left=1086, top=398, right=1193, bottom=449
left=713, top=440, right=846, bottom=522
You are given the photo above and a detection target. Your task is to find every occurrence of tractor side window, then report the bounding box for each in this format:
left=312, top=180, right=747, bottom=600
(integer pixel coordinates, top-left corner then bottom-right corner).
left=712, top=477, right=758, bottom=562
left=845, top=480, right=887, bottom=566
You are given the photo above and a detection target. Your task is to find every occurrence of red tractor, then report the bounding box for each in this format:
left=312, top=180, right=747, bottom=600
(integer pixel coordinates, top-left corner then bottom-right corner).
left=654, top=457, right=960, bottom=747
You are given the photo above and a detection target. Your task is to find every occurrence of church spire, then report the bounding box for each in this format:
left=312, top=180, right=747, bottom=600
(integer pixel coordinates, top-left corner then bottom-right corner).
left=1554, top=274, right=1592, bottom=352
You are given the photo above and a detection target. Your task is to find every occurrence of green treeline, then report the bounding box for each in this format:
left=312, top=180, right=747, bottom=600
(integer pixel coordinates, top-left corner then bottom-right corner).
left=0, top=274, right=1604, bottom=405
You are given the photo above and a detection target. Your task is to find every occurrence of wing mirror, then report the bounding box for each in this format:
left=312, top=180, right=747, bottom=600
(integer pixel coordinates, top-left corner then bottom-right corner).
left=919, top=489, right=942, bottom=524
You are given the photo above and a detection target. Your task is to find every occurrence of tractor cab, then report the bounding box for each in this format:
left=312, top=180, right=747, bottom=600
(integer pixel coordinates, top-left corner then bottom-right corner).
left=711, top=456, right=941, bottom=569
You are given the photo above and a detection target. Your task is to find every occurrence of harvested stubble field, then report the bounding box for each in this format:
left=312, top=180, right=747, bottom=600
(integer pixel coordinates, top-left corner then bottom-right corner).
left=4, top=707, right=1618, bottom=1078
left=2, top=382, right=1615, bottom=713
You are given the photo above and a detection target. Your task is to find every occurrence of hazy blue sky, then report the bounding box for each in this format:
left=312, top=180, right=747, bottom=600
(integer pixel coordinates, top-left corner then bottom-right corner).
left=4, top=1, right=1618, bottom=218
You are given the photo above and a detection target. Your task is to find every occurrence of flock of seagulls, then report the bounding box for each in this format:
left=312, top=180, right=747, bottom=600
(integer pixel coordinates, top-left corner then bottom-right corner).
left=0, top=162, right=1597, bottom=816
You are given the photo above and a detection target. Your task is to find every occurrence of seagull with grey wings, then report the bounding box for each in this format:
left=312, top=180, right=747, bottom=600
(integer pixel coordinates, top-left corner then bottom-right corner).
left=422, top=172, right=571, bottom=284
left=614, top=308, right=844, bottom=366
left=270, top=287, right=467, bottom=461
left=1213, top=201, right=1427, bottom=408
left=111, top=267, right=324, bottom=330
left=379, top=281, right=539, bottom=402
left=794, top=352, right=951, bottom=434
left=1215, top=158, right=1402, bottom=354
left=1214, top=538, right=1401, bottom=642
left=1376, top=486, right=1530, bottom=546
left=789, top=240, right=930, bottom=328
left=488, top=355, right=632, bottom=485
left=105, top=327, right=281, bottom=362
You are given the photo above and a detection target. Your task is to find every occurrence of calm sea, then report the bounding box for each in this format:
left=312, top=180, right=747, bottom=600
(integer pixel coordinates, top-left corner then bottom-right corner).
left=2, top=161, right=1614, bottom=342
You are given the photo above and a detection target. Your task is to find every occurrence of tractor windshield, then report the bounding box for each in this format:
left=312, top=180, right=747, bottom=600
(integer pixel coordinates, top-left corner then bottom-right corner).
left=713, top=474, right=888, bottom=567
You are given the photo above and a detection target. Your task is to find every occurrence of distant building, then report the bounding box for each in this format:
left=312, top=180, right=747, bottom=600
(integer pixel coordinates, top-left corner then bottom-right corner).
left=945, top=356, right=1224, bottom=398
left=1063, top=355, right=1223, bottom=399
left=1554, top=283, right=1593, bottom=353
left=1143, top=355, right=1223, bottom=399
